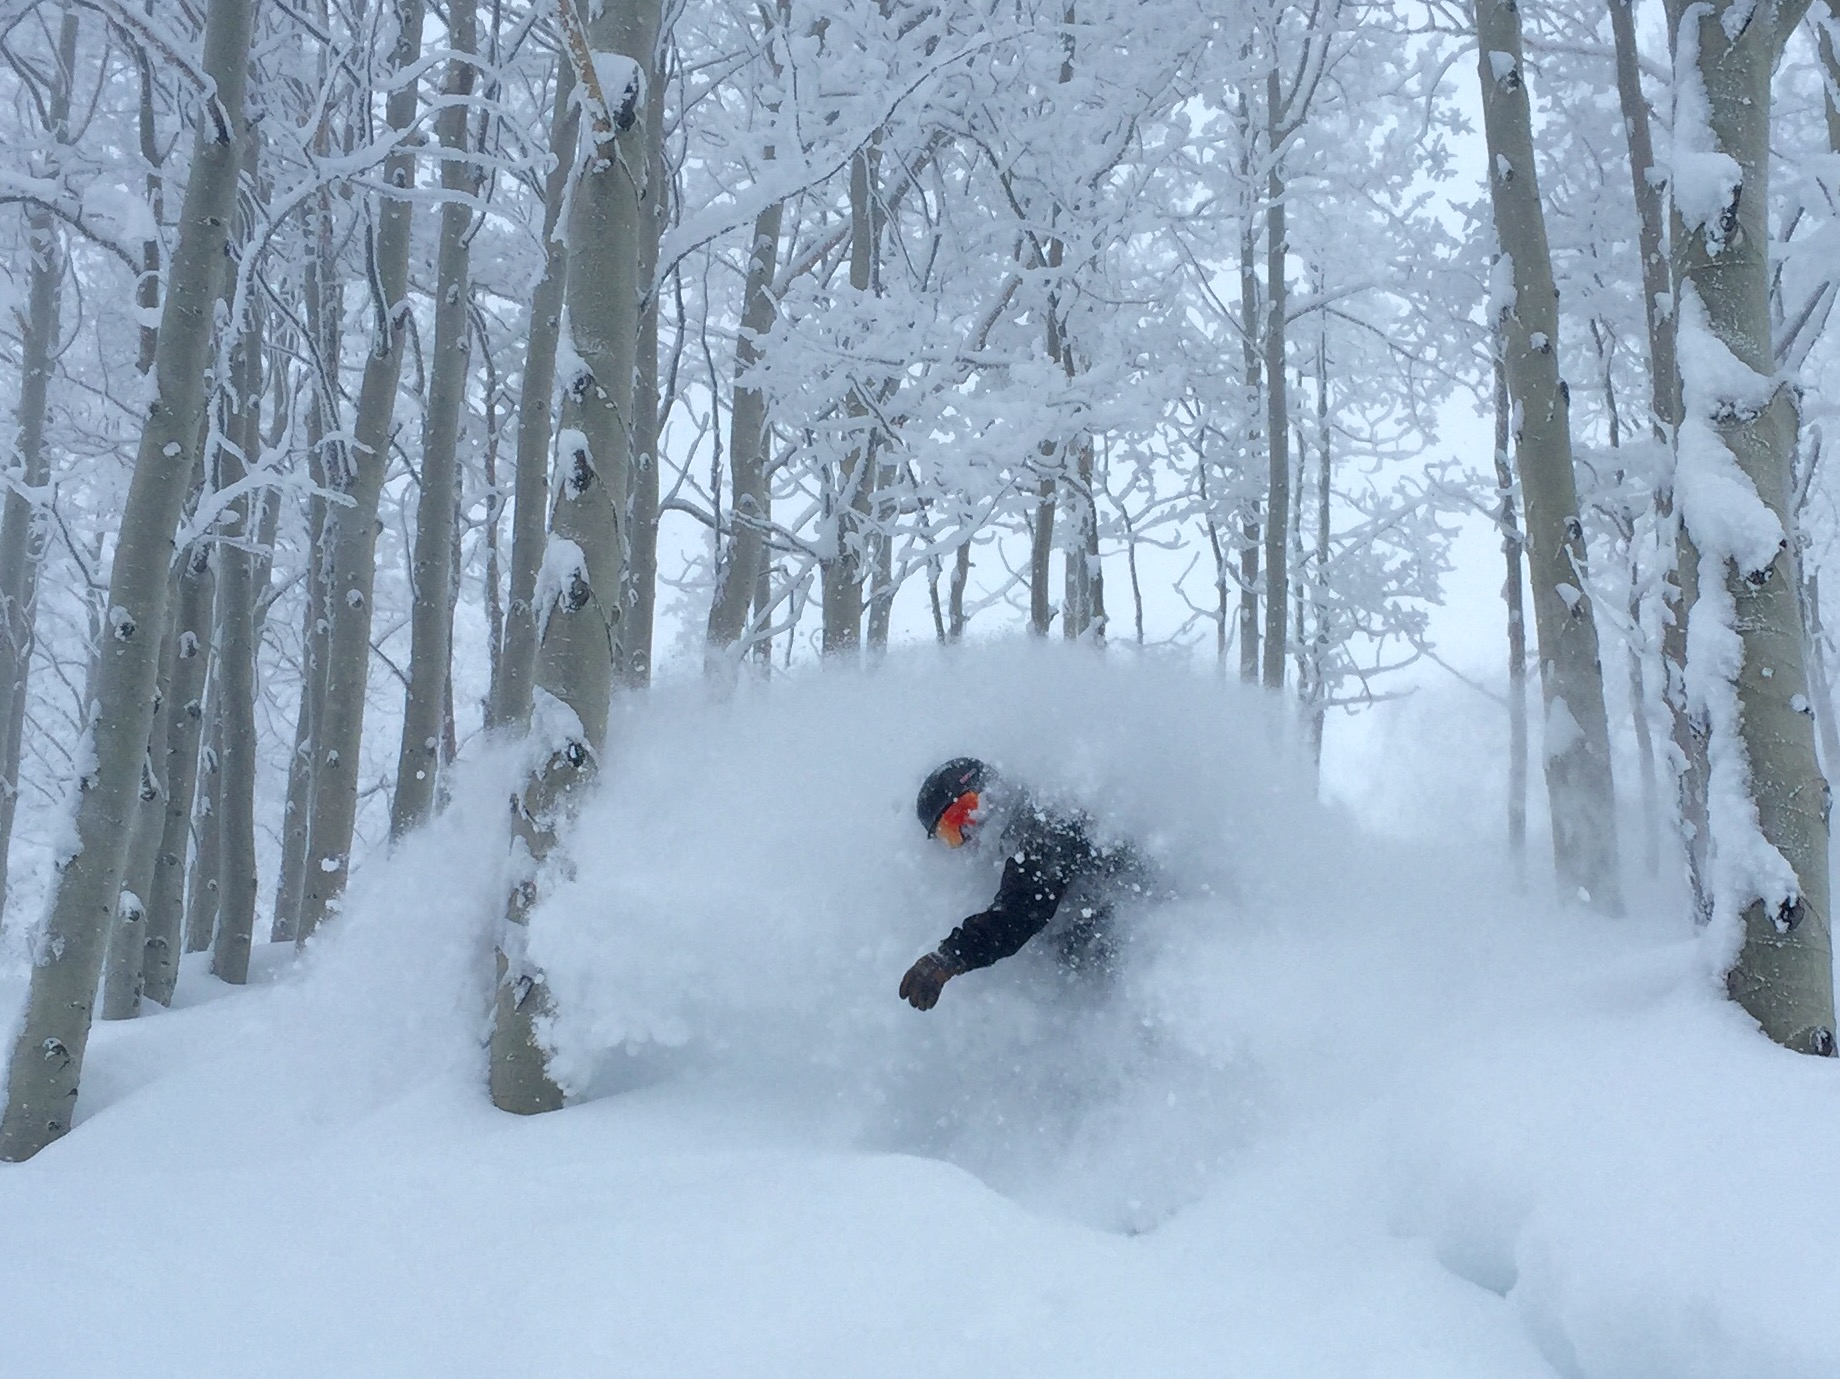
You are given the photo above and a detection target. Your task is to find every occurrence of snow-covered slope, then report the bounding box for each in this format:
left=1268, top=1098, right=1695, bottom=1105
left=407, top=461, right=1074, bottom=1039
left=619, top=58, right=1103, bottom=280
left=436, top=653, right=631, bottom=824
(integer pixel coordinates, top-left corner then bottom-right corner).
left=2, top=645, right=1837, bottom=1378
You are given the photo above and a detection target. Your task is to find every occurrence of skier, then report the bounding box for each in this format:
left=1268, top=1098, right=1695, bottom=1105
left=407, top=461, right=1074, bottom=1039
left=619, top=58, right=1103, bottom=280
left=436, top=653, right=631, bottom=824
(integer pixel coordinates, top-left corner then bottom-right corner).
left=900, top=756, right=1149, bottom=1011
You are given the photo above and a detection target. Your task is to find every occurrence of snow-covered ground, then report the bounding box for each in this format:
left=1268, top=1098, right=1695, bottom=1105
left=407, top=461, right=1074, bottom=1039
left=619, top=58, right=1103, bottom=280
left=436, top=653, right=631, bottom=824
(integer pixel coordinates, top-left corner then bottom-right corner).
left=3, top=645, right=1838, bottom=1378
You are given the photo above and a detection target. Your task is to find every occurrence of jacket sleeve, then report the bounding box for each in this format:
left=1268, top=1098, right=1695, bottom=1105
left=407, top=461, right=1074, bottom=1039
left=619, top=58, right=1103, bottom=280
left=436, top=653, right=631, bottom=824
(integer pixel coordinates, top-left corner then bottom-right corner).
left=936, top=848, right=1070, bottom=972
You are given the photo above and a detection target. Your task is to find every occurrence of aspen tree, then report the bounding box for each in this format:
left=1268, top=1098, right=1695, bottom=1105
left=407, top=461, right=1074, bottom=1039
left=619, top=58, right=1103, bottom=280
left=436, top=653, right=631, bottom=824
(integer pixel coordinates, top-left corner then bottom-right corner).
left=297, top=0, right=427, bottom=944
left=0, top=6, right=78, bottom=928
left=185, top=687, right=221, bottom=955
left=492, top=60, right=578, bottom=729
left=622, top=56, right=669, bottom=688
left=209, top=292, right=266, bottom=985
left=1606, top=0, right=1708, bottom=906
left=391, top=0, right=479, bottom=835
left=821, top=141, right=882, bottom=655
left=97, top=603, right=172, bottom=1019
left=0, top=0, right=257, bottom=1162
left=491, top=0, right=666, bottom=1114
left=273, top=11, right=345, bottom=939
left=1666, top=0, right=1834, bottom=1054
left=1236, top=132, right=1261, bottom=683
left=705, top=13, right=787, bottom=672
left=1476, top=0, right=1624, bottom=912
left=133, top=0, right=162, bottom=375
left=141, top=541, right=214, bottom=1003
left=1493, top=349, right=1530, bottom=874
left=1261, top=64, right=1291, bottom=690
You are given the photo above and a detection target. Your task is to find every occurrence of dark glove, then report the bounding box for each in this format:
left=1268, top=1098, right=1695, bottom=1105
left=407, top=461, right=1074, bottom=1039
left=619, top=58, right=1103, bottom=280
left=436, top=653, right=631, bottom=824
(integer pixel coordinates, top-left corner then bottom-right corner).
left=899, top=951, right=964, bottom=1011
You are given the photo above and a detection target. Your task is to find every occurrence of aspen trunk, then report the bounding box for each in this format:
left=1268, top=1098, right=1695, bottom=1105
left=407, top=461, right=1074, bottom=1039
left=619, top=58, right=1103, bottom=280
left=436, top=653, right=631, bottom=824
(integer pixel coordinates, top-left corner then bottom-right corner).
left=1237, top=181, right=1261, bottom=683
left=1307, top=331, right=1331, bottom=771
left=97, top=614, right=171, bottom=1023
left=1821, top=11, right=1839, bottom=153
left=271, top=475, right=326, bottom=944
left=1029, top=475, right=1056, bottom=636
left=1260, top=71, right=1289, bottom=692
left=212, top=303, right=264, bottom=985
left=0, top=7, right=77, bottom=929
left=821, top=144, right=880, bottom=657
left=1476, top=0, right=1624, bottom=913
left=141, top=542, right=214, bottom=1003
left=0, top=0, right=255, bottom=1162
left=622, top=52, right=668, bottom=689
left=491, top=0, right=665, bottom=1115
left=1492, top=350, right=1530, bottom=874
left=948, top=541, right=970, bottom=642
left=623, top=270, right=662, bottom=689
left=135, top=0, right=162, bottom=375
left=1668, top=0, right=1833, bottom=1055
left=272, top=180, right=343, bottom=941
left=185, top=691, right=221, bottom=956
left=1062, top=439, right=1103, bottom=642
left=98, top=604, right=172, bottom=1020
left=1609, top=0, right=1706, bottom=904
left=1804, top=573, right=1840, bottom=773
left=391, top=0, right=477, bottom=835
left=492, top=60, right=578, bottom=729
left=297, top=0, right=427, bottom=944
left=705, top=197, right=784, bottom=662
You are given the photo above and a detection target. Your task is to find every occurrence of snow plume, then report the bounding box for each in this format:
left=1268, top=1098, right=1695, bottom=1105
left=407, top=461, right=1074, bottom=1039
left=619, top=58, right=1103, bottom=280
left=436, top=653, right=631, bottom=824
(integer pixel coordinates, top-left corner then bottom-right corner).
left=1674, top=285, right=1799, bottom=947
left=524, top=642, right=1321, bottom=1228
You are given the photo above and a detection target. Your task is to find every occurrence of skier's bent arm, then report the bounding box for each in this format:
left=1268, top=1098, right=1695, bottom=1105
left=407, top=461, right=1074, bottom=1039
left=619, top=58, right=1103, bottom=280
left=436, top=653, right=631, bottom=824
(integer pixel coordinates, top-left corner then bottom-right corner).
left=938, top=852, right=1069, bottom=970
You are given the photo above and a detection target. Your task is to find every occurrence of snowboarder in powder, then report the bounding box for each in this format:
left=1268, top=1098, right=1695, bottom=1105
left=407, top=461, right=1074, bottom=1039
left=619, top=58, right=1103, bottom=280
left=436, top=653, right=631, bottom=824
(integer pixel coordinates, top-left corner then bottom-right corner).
left=900, top=757, right=1148, bottom=1011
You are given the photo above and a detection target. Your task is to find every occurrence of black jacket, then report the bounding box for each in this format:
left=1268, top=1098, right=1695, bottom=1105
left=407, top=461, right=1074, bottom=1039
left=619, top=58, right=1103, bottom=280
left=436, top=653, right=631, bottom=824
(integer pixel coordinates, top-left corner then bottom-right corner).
left=936, top=798, right=1142, bottom=973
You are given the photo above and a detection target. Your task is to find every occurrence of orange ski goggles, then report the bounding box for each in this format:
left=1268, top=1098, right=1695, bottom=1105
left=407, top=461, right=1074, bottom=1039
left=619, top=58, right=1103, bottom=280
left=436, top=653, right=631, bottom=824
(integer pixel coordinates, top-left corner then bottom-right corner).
left=934, top=790, right=980, bottom=848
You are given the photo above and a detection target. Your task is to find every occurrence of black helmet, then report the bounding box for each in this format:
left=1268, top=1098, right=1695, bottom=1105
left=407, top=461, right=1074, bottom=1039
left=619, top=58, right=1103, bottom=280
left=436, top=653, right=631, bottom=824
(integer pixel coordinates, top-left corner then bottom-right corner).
left=916, top=757, right=989, bottom=836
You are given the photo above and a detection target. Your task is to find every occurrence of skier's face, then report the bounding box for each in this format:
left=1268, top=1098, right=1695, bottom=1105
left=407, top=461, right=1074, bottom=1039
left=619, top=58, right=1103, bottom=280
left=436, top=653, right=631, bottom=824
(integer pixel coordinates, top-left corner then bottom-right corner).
left=934, top=791, right=981, bottom=849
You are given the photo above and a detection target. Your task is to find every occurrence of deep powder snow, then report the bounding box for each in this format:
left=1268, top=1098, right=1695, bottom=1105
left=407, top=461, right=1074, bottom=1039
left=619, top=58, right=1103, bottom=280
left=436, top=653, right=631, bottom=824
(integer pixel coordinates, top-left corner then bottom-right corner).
left=2, top=644, right=1838, bottom=1378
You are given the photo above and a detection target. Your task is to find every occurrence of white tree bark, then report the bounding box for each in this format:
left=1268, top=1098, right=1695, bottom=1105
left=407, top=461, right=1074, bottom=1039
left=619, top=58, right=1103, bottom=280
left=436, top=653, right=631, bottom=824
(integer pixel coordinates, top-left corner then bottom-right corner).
left=1476, top=0, right=1624, bottom=913
left=1237, top=161, right=1261, bottom=683
left=1062, top=436, right=1104, bottom=643
left=141, top=541, right=214, bottom=1004
left=272, top=51, right=346, bottom=940
left=183, top=694, right=220, bottom=956
left=212, top=302, right=264, bottom=985
left=391, top=0, right=478, bottom=835
left=821, top=143, right=881, bottom=656
left=0, top=5, right=78, bottom=930
left=1667, top=0, right=1833, bottom=1054
left=97, top=602, right=173, bottom=1020
left=296, top=0, right=426, bottom=944
left=705, top=193, right=785, bottom=665
left=621, top=60, right=668, bottom=689
left=1492, top=348, right=1530, bottom=875
left=492, top=61, right=578, bottom=730
left=491, top=0, right=665, bottom=1115
left=1608, top=0, right=1708, bottom=909
left=0, top=0, right=256, bottom=1162
left=1261, top=68, right=1290, bottom=691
